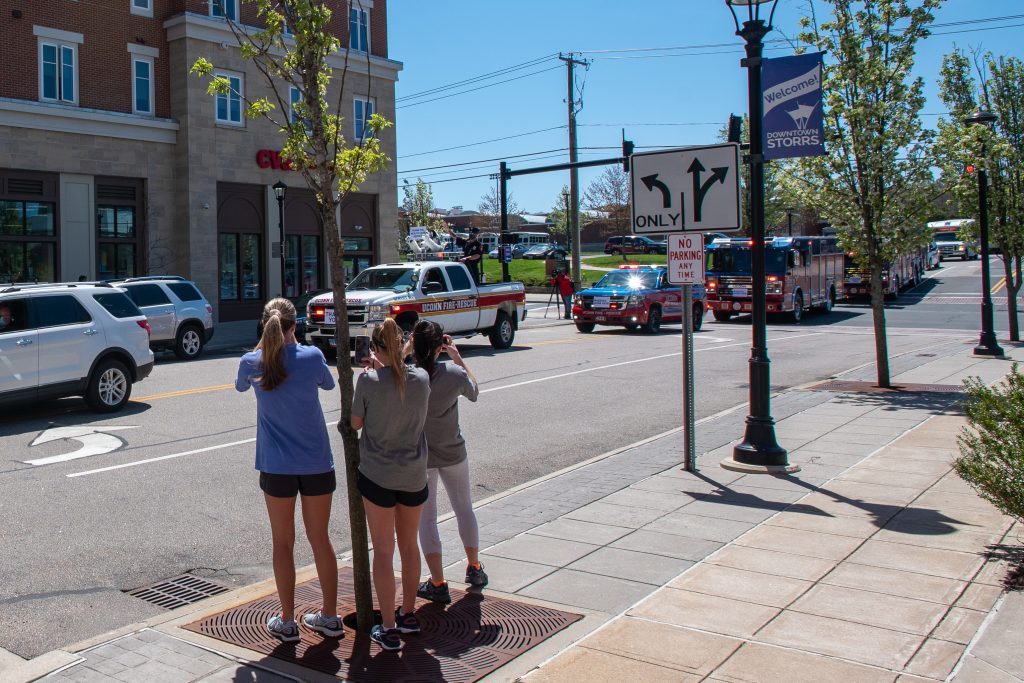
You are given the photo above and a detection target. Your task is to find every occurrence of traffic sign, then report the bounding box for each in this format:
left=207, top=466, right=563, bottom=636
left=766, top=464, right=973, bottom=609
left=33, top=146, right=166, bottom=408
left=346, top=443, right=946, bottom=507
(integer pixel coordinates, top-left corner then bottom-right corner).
left=667, top=234, right=705, bottom=285
left=630, top=143, right=742, bottom=235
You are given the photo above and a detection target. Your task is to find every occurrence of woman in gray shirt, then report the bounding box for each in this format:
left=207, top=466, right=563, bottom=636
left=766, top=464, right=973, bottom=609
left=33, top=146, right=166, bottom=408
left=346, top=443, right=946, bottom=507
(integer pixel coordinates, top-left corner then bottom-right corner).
left=352, top=318, right=431, bottom=651
left=409, top=320, right=487, bottom=606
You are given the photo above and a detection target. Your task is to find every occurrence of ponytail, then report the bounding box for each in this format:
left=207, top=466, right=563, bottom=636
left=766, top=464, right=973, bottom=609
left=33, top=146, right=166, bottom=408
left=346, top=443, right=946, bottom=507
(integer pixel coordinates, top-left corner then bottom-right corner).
left=256, top=297, right=297, bottom=391
left=372, top=318, right=407, bottom=399
left=411, top=319, right=444, bottom=377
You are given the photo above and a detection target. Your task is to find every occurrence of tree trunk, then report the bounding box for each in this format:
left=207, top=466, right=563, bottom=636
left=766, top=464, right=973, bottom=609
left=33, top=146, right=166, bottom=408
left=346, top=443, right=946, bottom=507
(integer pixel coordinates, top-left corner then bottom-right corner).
left=1007, top=254, right=1022, bottom=343
left=869, top=255, right=892, bottom=387
left=322, top=204, right=374, bottom=633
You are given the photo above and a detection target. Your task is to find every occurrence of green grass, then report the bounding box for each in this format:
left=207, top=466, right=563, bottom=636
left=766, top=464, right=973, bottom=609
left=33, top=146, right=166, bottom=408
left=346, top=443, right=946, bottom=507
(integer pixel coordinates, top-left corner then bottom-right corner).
left=584, top=254, right=668, bottom=268
left=480, top=258, right=611, bottom=287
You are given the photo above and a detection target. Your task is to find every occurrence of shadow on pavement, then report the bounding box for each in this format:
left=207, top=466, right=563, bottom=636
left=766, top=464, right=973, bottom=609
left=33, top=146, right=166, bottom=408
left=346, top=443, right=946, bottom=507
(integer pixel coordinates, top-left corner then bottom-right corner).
left=826, top=388, right=965, bottom=415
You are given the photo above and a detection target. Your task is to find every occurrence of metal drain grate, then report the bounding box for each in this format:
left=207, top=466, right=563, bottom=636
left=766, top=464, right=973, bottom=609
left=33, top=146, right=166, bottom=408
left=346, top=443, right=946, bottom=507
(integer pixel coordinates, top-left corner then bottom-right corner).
left=184, top=569, right=582, bottom=682
left=126, top=574, right=230, bottom=610
left=808, top=380, right=965, bottom=394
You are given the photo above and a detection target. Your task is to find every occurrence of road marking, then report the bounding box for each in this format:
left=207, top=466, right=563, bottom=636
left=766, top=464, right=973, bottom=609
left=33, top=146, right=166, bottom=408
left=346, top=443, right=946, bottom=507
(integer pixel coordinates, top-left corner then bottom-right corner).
left=991, top=277, right=1006, bottom=294
left=480, top=332, right=823, bottom=394
left=26, top=426, right=139, bottom=466
left=67, top=437, right=257, bottom=478
left=132, top=383, right=235, bottom=402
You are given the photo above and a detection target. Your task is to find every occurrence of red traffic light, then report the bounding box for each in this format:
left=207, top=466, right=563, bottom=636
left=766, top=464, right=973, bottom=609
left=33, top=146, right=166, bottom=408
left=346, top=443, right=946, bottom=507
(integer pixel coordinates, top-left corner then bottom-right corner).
left=965, top=164, right=976, bottom=174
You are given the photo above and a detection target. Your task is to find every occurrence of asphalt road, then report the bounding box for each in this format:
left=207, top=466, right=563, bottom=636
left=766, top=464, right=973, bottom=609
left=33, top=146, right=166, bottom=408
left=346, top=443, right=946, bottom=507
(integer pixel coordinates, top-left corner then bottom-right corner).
left=0, top=256, right=1014, bottom=658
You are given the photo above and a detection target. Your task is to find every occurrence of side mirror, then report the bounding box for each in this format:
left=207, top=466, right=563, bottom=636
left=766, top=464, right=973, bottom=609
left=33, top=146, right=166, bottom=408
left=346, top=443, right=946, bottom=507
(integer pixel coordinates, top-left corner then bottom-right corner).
left=423, top=281, right=444, bottom=294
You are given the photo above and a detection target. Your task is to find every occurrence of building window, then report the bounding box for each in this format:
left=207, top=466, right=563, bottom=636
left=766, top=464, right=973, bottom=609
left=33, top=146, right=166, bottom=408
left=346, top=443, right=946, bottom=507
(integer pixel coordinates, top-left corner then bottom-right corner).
left=96, top=206, right=137, bottom=280
left=131, top=57, right=154, bottom=115
left=349, top=7, right=369, bottom=52
left=219, top=234, right=261, bottom=301
left=40, top=42, right=77, bottom=104
left=1, top=201, right=57, bottom=283
left=130, top=0, right=153, bottom=18
left=285, top=234, right=321, bottom=297
left=210, top=0, right=238, bottom=21
left=215, top=72, right=243, bottom=125
left=354, top=98, right=375, bottom=140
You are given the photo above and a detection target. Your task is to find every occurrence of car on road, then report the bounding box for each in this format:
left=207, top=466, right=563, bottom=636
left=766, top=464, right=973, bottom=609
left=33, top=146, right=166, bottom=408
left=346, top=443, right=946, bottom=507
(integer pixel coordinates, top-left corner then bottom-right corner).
left=256, top=288, right=329, bottom=344
left=113, top=276, right=215, bottom=360
left=604, top=235, right=667, bottom=255
left=0, top=282, right=154, bottom=412
left=488, top=243, right=530, bottom=259
left=521, top=243, right=568, bottom=260
left=572, top=265, right=705, bottom=333
left=926, top=241, right=941, bottom=270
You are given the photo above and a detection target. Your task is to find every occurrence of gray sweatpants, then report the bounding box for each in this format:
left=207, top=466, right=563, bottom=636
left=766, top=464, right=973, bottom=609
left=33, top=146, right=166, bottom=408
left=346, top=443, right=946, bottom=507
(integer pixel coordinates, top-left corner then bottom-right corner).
left=418, top=459, right=480, bottom=556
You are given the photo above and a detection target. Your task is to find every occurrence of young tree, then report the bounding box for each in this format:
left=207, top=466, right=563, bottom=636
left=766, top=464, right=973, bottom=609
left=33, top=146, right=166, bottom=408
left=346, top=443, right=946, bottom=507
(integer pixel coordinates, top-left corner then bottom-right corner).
left=548, top=186, right=571, bottom=244
left=789, top=0, right=940, bottom=387
left=478, top=185, right=522, bottom=228
left=191, top=0, right=390, bottom=631
left=400, top=178, right=447, bottom=233
left=935, top=50, right=1024, bottom=340
left=582, top=166, right=630, bottom=234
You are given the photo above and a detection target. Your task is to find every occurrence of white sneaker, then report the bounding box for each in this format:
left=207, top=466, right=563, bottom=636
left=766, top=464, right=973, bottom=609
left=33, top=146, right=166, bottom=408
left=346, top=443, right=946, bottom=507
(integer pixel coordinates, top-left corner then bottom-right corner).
left=267, top=615, right=300, bottom=642
left=302, top=610, right=344, bottom=638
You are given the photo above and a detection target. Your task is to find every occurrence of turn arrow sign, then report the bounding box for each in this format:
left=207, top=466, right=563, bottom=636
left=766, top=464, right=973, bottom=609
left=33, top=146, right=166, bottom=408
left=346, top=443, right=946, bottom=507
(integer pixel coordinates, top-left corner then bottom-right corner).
left=641, top=174, right=672, bottom=209
left=25, top=426, right=138, bottom=466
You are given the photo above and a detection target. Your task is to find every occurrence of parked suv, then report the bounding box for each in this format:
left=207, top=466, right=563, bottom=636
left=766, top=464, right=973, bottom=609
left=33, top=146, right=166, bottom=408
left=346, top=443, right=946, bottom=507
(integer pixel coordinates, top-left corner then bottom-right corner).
left=604, top=235, right=667, bottom=255
left=0, top=282, right=154, bottom=412
left=113, top=276, right=215, bottom=360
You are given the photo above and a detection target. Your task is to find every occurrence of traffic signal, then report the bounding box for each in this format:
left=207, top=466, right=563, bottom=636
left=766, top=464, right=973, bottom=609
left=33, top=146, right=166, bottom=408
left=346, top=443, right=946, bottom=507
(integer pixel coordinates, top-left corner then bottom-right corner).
left=727, top=114, right=743, bottom=144
left=621, top=139, right=634, bottom=172
left=965, top=163, right=976, bottom=174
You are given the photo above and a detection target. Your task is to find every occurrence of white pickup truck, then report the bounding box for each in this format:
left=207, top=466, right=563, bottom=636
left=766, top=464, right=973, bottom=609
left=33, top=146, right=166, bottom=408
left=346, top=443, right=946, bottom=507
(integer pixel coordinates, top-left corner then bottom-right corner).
left=305, top=261, right=527, bottom=352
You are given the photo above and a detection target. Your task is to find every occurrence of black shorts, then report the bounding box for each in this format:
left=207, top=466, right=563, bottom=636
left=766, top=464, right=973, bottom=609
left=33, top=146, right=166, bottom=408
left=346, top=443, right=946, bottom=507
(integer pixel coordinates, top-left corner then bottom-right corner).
left=357, top=471, right=428, bottom=508
left=260, top=471, right=336, bottom=498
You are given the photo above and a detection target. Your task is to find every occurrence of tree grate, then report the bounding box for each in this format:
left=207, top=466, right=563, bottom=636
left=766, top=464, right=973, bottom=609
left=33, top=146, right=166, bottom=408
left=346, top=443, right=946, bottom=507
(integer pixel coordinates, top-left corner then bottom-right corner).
left=126, top=574, right=230, bottom=610
left=184, top=568, right=582, bottom=682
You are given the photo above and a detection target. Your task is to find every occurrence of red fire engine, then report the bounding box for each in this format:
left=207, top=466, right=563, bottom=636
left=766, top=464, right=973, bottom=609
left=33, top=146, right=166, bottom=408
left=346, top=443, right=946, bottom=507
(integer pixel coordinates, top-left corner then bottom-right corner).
left=844, top=247, right=927, bottom=298
left=704, top=236, right=844, bottom=323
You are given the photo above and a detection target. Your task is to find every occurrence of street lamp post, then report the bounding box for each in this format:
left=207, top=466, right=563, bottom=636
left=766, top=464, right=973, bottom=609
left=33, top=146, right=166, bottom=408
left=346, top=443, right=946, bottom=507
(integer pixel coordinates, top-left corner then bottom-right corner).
left=273, top=180, right=287, bottom=298
left=964, top=108, right=1004, bottom=358
left=722, top=0, right=795, bottom=473
left=786, top=208, right=795, bottom=236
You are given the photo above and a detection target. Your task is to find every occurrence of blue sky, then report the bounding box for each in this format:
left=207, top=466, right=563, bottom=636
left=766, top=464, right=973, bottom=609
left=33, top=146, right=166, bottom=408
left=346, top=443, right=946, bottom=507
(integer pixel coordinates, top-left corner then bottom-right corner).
left=388, top=1, right=1023, bottom=214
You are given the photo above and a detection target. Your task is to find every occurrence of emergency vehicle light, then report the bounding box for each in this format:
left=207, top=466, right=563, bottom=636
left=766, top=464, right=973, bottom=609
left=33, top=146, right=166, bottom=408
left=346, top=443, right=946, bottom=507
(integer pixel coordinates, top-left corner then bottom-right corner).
left=767, top=276, right=778, bottom=282
left=618, top=264, right=643, bottom=269
left=707, top=281, right=717, bottom=289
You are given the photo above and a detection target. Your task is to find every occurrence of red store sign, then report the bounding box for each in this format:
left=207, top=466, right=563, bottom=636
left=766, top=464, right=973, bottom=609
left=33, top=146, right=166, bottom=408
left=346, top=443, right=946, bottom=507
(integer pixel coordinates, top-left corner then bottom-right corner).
left=256, top=149, right=295, bottom=171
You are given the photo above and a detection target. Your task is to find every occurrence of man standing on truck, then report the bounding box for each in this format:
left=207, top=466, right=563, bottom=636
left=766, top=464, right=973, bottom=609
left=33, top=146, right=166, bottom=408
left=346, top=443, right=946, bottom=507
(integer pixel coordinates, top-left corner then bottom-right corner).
left=449, top=226, right=483, bottom=284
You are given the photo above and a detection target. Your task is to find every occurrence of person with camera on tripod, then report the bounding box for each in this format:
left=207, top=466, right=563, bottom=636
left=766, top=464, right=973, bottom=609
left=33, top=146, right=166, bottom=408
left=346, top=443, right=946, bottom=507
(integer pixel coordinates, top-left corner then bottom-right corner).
left=550, top=269, right=574, bottom=320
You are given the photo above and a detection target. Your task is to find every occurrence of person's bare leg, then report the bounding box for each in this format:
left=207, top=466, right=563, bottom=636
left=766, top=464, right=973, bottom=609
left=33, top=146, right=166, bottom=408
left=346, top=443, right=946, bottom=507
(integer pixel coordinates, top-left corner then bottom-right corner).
left=363, top=498, right=397, bottom=629
left=395, top=503, right=424, bottom=614
left=301, top=493, right=337, bottom=617
left=264, top=493, right=297, bottom=621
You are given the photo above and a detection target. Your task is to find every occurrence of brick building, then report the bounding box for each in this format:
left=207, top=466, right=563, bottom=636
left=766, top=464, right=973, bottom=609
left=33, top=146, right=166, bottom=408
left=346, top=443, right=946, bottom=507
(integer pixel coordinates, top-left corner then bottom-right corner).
left=0, top=0, right=401, bottom=321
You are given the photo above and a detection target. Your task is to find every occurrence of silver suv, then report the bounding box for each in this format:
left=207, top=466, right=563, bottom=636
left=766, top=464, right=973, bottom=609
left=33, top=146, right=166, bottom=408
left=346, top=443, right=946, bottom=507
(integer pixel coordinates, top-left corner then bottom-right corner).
left=114, top=277, right=215, bottom=360
left=0, top=282, right=154, bottom=412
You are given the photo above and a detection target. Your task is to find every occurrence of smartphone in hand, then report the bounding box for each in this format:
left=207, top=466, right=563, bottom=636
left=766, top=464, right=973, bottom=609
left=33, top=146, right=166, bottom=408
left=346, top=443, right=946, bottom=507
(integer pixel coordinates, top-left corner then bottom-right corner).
left=354, top=335, right=371, bottom=366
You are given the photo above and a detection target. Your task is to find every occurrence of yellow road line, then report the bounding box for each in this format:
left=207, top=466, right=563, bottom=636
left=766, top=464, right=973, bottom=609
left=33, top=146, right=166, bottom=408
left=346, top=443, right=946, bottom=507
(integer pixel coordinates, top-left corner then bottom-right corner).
left=132, top=383, right=235, bottom=402
left=991, top=277, right=1006, bottom=294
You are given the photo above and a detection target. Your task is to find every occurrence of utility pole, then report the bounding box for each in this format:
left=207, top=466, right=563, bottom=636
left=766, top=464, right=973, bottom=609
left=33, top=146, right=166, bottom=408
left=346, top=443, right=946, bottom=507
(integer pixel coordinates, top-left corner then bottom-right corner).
left=560, top=52, right=589, bottom=290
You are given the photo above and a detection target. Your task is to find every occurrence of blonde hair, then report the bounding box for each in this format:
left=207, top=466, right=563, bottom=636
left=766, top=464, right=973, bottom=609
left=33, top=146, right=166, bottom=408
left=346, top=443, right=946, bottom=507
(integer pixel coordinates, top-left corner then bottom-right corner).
left=371, top=318, right=407, bottom=399
left=256, top=297, right=296, bottom=391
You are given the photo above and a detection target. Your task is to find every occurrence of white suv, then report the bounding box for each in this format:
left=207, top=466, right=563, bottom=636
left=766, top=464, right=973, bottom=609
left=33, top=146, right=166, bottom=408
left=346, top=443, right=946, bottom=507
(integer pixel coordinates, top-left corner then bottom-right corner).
left=0, top=283, right=155, bottom=412
left=113, top=277, right=215, bottom=360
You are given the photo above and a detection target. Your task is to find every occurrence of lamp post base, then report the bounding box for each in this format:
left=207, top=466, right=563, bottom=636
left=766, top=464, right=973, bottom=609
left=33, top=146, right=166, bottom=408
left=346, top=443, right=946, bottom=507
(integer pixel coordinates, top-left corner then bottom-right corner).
left=721, top=457, right=800, bottom=474
left=973, top=343, right=1005, bottom=357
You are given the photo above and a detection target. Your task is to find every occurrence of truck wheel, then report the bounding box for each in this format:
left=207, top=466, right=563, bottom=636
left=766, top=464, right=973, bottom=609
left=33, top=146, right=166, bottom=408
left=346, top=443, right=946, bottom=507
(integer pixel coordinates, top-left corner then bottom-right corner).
left=790, top=292, right=804, bottom=323
left=488, top=311, right=515, bottom=349
left=713, top=310, right=733, bottom=322
left=643, top=306, right=662, bottom=334
left=692, top=302, right=704, bottom=332
left=817, top=287, right=835, bottom=314
left=610, top=249, right=621, bottom=256
left=174, top=324, right=205, bottom=361
left=575, top=322, right=596, bottom=333
left=86, top=359, right=132, bottom=413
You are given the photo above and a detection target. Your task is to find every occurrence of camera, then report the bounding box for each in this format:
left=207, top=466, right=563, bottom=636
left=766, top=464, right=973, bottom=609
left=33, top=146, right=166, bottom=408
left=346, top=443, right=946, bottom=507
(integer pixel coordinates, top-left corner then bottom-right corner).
left=552, top=268, right=562, bottom=276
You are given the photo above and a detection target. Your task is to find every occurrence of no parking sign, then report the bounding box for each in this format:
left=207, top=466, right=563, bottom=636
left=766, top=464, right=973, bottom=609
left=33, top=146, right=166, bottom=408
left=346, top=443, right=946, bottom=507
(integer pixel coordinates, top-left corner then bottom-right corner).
left=668, top=234, right=705, bottom=285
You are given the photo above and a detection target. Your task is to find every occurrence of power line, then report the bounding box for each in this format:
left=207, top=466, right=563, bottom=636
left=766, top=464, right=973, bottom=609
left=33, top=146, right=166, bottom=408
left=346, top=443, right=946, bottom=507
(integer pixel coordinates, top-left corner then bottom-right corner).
left=395, top=65, right=562, bottom=109
left=399, top=125, right=566, bottom=160
left=399, top=148, right=568, bottom=176
left=396, top=54, right=558, bottom=102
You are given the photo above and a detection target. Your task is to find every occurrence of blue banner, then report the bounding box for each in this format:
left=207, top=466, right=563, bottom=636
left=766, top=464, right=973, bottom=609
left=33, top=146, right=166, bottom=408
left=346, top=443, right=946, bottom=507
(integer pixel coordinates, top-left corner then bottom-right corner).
left=762, top=52, right=825, bottom=160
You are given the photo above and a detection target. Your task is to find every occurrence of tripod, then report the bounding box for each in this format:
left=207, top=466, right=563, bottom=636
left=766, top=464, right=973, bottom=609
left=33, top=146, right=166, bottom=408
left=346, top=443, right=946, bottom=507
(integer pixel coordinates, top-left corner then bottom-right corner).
left=544, top=282, right=562, bottom=319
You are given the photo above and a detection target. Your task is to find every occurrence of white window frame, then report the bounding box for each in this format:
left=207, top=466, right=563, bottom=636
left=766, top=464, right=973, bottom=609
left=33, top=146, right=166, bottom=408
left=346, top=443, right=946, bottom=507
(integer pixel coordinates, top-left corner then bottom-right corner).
left=353, top=97, right=375, bottom=140
left=38, top=43, right=78, bottom=106
left=214, top=71, right=244, bottom=126
left=130, top=0, right=153, bottom=18
left=210, top=0, right=239, bottom=21
left=130, top=56, right=155, bottom=116
left=349, top=6, right=369, bottom=53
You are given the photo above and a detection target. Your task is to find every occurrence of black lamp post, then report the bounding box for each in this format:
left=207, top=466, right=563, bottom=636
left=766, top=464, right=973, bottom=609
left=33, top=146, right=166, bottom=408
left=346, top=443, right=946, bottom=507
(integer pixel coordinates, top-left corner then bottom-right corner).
left=273, top=180, right=287, bottom=298
left=722, top=0, right=795, bottom=473
left=964, top=108, right=1004, bottom=358
left=786, top=207, right=795, bottom=236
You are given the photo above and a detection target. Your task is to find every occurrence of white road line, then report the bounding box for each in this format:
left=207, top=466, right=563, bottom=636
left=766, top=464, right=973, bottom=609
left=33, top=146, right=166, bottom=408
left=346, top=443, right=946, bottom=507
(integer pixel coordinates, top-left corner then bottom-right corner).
left=480, top=332, right=824, bottom=394
left=67, top=438, right=256, bottom=478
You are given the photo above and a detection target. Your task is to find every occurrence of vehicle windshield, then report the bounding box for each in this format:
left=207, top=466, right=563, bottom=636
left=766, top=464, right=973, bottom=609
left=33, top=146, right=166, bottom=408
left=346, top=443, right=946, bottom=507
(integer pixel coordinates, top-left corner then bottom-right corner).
left=934, top=233, right=960, bottom=242
left=706, top=247, right=787, bottom=274
left=595, top=271, right=659, bottom=289
left=348, top=268, right=416, bottom=291
left=525, top=245, right=548, bottom=253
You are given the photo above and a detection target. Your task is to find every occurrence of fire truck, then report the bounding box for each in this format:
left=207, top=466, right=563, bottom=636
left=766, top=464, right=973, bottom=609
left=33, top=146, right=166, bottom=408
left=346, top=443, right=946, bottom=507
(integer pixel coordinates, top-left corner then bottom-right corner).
left=705, top=236, right=844, bottom=323
left=843, top=247, right=927, bottom=298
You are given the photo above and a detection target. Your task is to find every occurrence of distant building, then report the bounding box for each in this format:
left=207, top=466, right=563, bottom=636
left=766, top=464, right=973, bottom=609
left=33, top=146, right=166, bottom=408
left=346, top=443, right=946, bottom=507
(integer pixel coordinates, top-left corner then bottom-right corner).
left=0, top=1, right=401, bottom=321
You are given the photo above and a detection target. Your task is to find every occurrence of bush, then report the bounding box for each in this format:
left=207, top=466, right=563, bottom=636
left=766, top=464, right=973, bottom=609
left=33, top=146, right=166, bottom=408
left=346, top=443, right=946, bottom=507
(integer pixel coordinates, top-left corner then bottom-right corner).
left=955, top=364, right=1024, bottom=523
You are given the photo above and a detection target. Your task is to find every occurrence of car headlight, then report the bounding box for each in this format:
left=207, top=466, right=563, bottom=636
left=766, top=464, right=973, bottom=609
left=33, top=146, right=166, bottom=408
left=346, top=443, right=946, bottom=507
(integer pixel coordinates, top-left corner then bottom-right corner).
left=627, top=294, right=642, bottom=306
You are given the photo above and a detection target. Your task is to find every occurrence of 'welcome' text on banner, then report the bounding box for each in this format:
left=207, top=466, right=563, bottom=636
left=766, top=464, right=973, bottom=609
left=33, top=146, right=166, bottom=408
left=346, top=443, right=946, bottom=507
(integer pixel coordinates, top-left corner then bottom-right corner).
left=762, top=52, right=826, bottom=160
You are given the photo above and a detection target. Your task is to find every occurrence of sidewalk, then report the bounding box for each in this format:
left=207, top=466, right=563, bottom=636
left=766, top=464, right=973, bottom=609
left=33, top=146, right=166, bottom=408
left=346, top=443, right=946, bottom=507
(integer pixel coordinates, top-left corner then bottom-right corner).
left=3, top=343, right=1022, bottom=682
